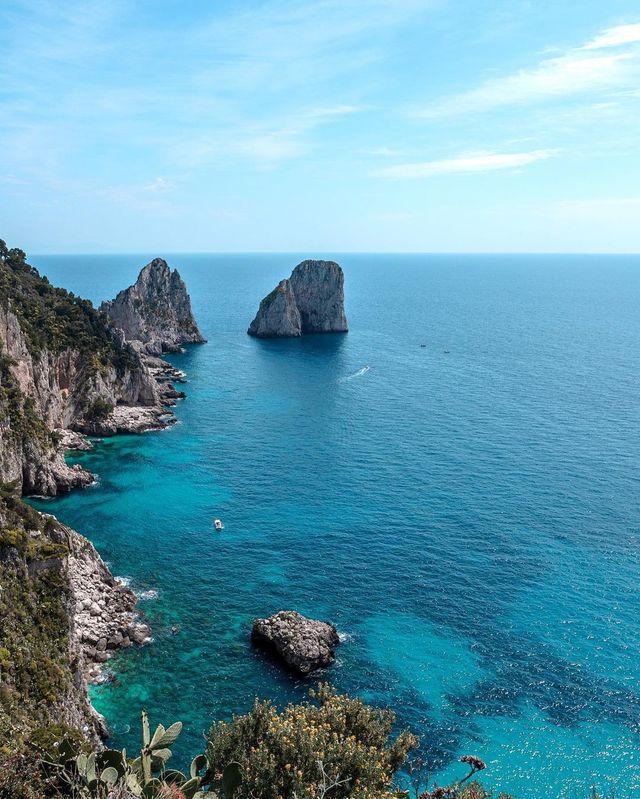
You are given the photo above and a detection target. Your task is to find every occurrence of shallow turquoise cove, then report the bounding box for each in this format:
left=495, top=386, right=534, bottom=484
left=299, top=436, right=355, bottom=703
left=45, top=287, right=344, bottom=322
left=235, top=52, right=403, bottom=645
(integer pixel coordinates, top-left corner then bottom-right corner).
left=29, top=253, right=640, bottom=797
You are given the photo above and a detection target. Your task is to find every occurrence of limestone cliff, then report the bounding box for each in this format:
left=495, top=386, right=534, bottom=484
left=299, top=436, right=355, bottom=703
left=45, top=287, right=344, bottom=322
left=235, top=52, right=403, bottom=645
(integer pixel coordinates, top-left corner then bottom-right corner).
left=248, top=259, right=348, bottom=338
left=0, top=246, right=164, bottom=494
left=0, top=485, right=150, bottom=747
left=101, top=258, right=206, bottom=355
left=0, top=244, right=202, bottom=494
left=247, top=279, right=302, bottom=338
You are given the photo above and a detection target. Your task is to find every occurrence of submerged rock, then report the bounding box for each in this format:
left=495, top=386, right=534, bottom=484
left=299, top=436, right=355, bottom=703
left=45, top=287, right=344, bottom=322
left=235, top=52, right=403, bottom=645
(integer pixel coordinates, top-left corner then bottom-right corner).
left=101, top=258, right=206, bottom=355
left=248, top=260, right=348, bottom=338
left=251, top=610, right=340, bottom=675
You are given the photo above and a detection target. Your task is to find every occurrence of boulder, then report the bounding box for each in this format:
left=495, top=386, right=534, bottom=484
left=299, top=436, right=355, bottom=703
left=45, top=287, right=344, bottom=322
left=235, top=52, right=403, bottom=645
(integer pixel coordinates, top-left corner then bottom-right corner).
left=251, top=610, right=340, bottom=675
left=248, top=260, right=348, bottom=338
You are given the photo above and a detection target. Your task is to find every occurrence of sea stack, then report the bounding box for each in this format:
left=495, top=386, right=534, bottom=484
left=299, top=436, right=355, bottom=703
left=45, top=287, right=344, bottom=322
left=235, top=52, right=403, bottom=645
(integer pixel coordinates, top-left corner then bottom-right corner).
left=101, top=258, right=206, bottom=355
left=248, top=259, right=348, bottom=338
left=251, top=610, right=340, bottom=675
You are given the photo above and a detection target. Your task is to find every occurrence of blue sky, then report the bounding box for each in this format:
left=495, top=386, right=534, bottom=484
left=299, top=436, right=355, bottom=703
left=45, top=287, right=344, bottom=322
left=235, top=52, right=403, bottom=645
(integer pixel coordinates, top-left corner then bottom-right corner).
left=1, top=0, right=640, bottom=253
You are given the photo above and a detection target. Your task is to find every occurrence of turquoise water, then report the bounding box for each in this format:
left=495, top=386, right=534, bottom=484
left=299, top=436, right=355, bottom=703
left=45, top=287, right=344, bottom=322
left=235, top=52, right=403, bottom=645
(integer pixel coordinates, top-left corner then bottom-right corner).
left=29, top=253, right=640, bottom=798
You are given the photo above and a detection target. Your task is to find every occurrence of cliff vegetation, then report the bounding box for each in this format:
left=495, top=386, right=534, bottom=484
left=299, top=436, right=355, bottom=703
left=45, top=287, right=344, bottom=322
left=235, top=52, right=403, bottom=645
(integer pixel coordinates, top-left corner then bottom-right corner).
left=0, top=482, right=93, bottom=757
left=0, top=242, right=137, bottom=374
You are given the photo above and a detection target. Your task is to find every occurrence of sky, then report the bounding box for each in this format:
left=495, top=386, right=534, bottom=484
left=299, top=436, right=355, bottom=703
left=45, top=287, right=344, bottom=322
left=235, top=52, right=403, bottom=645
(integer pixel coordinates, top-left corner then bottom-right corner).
left=1, top=0, right=640, bottom=253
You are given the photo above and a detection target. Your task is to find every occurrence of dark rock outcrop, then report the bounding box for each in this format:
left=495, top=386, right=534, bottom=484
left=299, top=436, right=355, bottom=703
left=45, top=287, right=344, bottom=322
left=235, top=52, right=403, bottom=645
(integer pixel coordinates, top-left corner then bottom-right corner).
left=251, top=610, right=340, bottom=675
left=101, top=258, right=206, bottom=355
left=248, top=260, right=348, bottom=338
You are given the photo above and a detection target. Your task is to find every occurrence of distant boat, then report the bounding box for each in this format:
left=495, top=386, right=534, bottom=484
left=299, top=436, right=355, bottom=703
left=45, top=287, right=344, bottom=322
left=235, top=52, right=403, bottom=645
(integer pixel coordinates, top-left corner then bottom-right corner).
left=214, top=519, right=224, bottom=531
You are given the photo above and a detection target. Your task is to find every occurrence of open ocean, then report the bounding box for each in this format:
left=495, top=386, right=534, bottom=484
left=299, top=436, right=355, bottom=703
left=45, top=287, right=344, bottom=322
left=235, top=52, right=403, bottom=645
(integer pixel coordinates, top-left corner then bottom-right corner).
left=28, top=253, right=640, bottom=798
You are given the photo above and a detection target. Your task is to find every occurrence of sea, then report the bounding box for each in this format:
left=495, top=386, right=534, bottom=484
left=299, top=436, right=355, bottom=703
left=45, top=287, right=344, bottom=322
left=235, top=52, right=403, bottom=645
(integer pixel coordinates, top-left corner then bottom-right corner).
left=28, top=253, right=640, bottom=798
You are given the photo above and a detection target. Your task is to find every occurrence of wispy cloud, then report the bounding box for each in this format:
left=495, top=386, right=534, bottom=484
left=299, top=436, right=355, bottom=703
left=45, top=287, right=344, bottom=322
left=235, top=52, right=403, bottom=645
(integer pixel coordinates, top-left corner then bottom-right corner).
left=583, top=22, right=640, bottom=50
left=0, top=0, right=425, bottom=181
left=375, top=149, right=557, bottom=179
left=418, top=21, right=640, bottom=117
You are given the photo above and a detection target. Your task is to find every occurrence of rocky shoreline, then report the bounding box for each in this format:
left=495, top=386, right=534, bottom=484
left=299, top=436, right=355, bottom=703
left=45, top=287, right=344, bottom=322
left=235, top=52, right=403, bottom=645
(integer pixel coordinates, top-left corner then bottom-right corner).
left=65, top=525, right=151, bottom=684
left=0, top=246, right=206, bottom=745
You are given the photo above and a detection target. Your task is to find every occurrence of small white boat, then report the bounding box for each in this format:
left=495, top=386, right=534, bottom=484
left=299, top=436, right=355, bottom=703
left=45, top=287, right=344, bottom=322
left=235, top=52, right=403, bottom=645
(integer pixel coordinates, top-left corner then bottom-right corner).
left=214, top=519, right=223, bottom=531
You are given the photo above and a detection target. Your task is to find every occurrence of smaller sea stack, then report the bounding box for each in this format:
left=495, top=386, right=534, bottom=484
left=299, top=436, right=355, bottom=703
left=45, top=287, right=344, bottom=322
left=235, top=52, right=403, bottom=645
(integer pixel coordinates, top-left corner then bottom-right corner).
left=248, top=259, right=348, bottom=338
left=251, top=610, right=340, bottom=675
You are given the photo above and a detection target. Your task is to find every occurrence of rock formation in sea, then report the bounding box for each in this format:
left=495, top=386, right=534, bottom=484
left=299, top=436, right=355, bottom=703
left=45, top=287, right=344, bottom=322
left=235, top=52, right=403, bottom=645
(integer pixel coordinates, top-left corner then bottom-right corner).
left=0, top=244, right=204, bottom=494
left=248, top=260, right=348, bottom=338
left=101, top=257, right=206, bottom=355
left=251, top=610, right=340, bottom=675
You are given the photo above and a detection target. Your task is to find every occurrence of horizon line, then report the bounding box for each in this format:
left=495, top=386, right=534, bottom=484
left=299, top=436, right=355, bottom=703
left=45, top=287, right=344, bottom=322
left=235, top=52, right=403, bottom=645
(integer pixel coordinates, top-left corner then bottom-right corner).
left=28, top=250, right=640, bottom=257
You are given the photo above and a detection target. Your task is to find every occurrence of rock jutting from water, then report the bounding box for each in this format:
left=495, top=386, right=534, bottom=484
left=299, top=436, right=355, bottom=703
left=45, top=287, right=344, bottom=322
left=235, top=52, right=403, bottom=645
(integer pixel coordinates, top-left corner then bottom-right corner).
left=101, top=257, right=206, bottom=355
left=248, top=260, right=348, bottom=338
left=251, top=610, right=340, bottom=675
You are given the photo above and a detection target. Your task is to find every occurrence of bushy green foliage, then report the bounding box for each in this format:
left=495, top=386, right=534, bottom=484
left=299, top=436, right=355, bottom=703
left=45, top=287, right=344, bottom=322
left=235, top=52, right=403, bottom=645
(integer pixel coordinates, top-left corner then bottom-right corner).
left=0, top=348, right=51, bottom=447
left=205, top=684, right=418, bottom=799
left=0, top=487, right=80, bottom=754
left=0, top=748, right=54, bottom=799
left=40, top=711, right=240, bottom=799
left=84, top=397, right=115, bottom=424
left=0, top=240, right=137, bottom=375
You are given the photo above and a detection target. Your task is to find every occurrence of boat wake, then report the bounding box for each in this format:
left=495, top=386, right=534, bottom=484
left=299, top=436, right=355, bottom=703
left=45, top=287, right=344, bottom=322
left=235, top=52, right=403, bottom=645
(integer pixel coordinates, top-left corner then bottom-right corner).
left=340, top=365, right=371, bottom=382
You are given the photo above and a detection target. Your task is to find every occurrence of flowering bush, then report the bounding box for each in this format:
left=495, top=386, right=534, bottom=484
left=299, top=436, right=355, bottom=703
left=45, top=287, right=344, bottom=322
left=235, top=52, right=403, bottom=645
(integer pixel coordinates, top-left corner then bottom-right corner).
left=205, top=684, right=419, bottom=799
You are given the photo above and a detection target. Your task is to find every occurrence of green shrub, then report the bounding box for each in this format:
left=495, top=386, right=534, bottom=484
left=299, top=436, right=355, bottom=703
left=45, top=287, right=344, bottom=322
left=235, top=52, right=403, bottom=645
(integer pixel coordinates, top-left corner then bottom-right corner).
left=205, top=684, right=418, bottom=799
left=83, top=397, right=114, bottom=424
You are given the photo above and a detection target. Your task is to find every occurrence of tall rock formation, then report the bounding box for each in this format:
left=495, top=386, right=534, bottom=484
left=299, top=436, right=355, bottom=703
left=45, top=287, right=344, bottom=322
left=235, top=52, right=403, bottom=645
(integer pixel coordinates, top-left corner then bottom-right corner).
left=0, top=243, right=203, bottom=495
left=101, top=258, right=206, bottom=355
left=248, top=260, right=348, bottom=338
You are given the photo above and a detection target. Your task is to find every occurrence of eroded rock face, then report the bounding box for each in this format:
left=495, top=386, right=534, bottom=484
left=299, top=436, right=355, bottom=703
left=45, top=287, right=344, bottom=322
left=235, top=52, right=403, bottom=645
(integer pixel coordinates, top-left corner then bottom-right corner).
left=247, top=279, right=302, bottom=338
left=64, top=524, right=151, bottom=684
left=248, top=260, right=348, bottom=338
left=251, top=610, right=340, bottom=675
left=101, top=258, right=206, bottom=354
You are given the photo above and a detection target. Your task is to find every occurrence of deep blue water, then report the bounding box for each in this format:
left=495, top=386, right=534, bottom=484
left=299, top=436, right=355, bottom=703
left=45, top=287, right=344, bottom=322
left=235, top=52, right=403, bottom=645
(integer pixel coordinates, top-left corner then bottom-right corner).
left=29, top=253, right=640, bottom=798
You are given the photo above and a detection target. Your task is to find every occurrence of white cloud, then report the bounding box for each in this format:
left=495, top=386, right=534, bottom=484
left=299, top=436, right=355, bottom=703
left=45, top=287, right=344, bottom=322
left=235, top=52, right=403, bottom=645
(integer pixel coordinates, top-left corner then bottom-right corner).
left=375, top=149, right=557, bottom=179
left=419, top=22, right=640, bottom=117
left=583, top=23, right=640, bottom=50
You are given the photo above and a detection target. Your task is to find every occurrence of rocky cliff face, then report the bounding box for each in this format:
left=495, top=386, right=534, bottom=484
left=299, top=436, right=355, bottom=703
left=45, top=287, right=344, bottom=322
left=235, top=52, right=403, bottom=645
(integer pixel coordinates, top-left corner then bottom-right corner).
left=247, top=279, right=302, bottom=338
left=0, top=245, right=203, bottom=495
left=0, top=488, right=150, bottom=746
left=0, top=303, right=159, bottom=495
left=101, top=258, right=206, bottom=355
left=65, top=524, right=150, bottom=685
left=248, top=260, right=348, bottom=338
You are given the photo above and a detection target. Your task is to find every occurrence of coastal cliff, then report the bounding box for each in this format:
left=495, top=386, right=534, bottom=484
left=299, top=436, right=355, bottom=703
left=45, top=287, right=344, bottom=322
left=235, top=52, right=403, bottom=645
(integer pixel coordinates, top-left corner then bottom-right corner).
left=0, top=245, right=202, bottom=495
left=0, top=241, right=202, bottom=753
left=248, top=259, right=348, bottom=338
left=0, top=484, right=146, bottom=747
left=101, top=257, right=206, bottom=355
